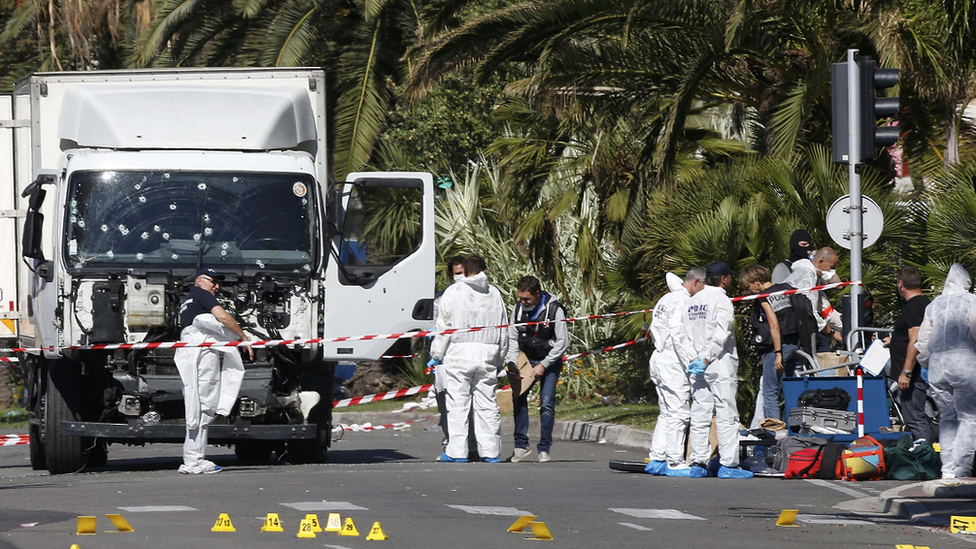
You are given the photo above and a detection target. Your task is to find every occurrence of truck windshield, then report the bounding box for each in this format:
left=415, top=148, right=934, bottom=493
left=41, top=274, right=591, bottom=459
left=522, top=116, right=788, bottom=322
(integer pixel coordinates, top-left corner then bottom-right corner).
left=64, top=170, right=316, bottom=271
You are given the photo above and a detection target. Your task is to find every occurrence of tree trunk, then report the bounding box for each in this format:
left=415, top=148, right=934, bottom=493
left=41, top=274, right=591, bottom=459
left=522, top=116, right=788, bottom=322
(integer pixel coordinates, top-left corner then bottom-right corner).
left=0, top=365, right=14, bottom=408
left=945, top=111, right=961, bottom=165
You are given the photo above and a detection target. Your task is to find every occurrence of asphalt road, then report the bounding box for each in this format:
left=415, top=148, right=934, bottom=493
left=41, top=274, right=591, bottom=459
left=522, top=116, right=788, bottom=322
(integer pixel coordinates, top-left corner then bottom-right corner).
left=0, top=419, right=972, bottom=549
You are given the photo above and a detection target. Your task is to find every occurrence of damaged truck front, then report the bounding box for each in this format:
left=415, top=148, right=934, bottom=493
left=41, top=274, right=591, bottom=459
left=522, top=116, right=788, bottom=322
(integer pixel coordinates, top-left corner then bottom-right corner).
left=2, top=68, right=434, bottom=474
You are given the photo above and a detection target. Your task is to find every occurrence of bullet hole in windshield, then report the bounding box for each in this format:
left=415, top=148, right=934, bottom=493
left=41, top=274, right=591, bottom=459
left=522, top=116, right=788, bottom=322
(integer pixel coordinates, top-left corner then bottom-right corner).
left=141, top=232, right=149, bottom=240
left=136, top=253, right=144, bottom=261
left=169, top=204, right=177, bottom=210
left=162, top=233, right=170, bottom=240
left=198, top=183, right=207, bottom=190
left=139, top=196, right=146, bottom=203
left=106, top=250, right=114, bottom=259
left=256, top=260, right=265, bottom=269
left=193, top=234, right=201, bottom=242
left=154, top=225, right=161, bottom=232
left=101, top=224, right=109, bottom=232
left=171, top=253, right=179, bottom=260
left=118, top=225, right=129, bottom=236
left=204, top=228, right=213, bottom=236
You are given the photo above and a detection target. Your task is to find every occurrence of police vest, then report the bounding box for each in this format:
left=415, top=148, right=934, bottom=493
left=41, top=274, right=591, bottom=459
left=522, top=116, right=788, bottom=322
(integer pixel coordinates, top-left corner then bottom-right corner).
left=514, top=294, right=564, bottom=361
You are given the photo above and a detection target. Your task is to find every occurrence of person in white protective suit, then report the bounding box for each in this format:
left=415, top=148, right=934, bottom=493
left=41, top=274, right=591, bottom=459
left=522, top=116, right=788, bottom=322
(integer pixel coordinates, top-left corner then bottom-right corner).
left=784, top=247, right=844, bottom=349
left=429, top=255, right=509, bottom=463
left=645, top=267, right=706, bottom=476
left=915, top=263, right=976, bottom=479
left=683, top=261, right=754, bottom=479
left=174, top=268, right=252, bottom=474
left=430, top=255, right=467, bottom=449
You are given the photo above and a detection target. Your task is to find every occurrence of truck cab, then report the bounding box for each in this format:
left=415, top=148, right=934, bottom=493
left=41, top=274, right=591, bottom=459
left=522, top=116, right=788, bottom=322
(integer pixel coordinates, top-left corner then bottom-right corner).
left=2, top=68, right=434, bottom=473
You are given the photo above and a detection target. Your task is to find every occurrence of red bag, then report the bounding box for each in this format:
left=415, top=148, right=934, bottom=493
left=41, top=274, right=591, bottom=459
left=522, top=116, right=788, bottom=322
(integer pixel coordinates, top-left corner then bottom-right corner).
left=785, top=446, right=823, bottom=479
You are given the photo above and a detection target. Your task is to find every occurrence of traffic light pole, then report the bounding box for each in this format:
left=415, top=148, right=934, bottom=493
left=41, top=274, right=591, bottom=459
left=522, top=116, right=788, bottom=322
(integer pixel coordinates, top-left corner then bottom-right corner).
left=847, top=49, right=863, bottom=345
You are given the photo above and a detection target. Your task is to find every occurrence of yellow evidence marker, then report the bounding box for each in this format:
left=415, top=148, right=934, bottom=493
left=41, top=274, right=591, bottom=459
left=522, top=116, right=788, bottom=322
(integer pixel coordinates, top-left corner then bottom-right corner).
left=261, top=513, right=284, bottom=532
left=70, top=545, right=81, bottom=549
left=324, top=513, right=342, bottom=532
left=76, top=517, right=97, bottom=535
left=105, top=514, right=134, bottom=533
left=525, top=521, right=553, bottom=541
left=304, top=514, right=322, bottom=532
left=339, top=517, right=360, bottom=537
left=507, top=515, right=538, bottom=533
left=366, top=522, right=388, bottom=541
left=951, top=516, right=976, bottom=534
left=296, top=518, right=317, bottom=538
left=211, top=513, right=236, bottom=532
left=775, top=510, right=799, bottom=528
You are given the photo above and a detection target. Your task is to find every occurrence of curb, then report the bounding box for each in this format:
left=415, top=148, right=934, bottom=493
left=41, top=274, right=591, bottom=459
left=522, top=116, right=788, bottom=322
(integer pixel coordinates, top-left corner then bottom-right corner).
left=876, top=482, right=976, bottom=526
left=333, top=410, right=654, bottom=450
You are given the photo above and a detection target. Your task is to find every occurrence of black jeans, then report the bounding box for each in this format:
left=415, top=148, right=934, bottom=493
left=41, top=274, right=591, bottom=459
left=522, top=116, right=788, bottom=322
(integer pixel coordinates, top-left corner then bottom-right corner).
left=896, top=378, right=931, bottom=442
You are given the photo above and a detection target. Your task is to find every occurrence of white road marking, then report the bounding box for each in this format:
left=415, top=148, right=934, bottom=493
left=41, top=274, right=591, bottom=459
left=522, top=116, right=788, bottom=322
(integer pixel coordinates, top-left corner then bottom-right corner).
left=804, top=479, right=869, bottom=498
left=117, top=505, right=197, bottom=513
left=446, top=505, right=531, bottom=516
left=609, top=508, right=707, bottom=521
left=281, top=500, right=368, bottom=511
left=796, top=513, right=875, bottom=526
left=619, top=522, right=653, bottom=531
left=324, top=545, right=355, bottom=549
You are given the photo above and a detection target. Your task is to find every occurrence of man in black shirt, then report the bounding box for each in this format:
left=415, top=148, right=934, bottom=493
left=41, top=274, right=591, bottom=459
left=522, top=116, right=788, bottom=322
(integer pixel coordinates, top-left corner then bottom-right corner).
left=883, top=266, right=931, bottom=442
left=174, top=267, right=252, bottom=474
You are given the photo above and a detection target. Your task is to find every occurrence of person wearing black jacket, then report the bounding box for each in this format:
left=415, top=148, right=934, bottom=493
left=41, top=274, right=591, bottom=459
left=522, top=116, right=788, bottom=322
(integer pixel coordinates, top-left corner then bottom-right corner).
left=504, top=276, right=569, bottom=463
left=740, top=264, right=800, bottom=421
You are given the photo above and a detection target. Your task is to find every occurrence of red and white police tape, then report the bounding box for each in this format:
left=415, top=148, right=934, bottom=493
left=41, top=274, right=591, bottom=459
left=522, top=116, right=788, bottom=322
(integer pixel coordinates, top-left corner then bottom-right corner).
left=0, top=281, right=860, bottom=355
left=0, top=357, right=18, bottom=363
left=0, top=434, right=29, bottom=446
left=729, top=280, right=860, bottom=303
left=342, top=414, right=440, bottom=432
left=333, top=383, right=434, bottom=408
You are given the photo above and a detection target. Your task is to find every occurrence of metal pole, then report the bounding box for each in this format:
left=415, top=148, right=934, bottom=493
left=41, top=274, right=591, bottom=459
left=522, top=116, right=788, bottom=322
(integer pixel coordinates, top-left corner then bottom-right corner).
left=847, top=49, right=862, bottom=350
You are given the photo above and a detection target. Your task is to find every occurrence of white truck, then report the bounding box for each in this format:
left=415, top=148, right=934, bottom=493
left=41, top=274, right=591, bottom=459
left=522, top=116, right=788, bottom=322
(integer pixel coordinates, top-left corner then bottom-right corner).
left=0, top=68, right=435, bottom=473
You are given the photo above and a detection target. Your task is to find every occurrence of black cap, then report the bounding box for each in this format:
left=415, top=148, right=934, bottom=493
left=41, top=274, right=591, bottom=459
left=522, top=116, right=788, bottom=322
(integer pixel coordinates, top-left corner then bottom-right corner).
left=193, top=267, right=224, bottom=281
left=706, top=261, right=735, bottom=277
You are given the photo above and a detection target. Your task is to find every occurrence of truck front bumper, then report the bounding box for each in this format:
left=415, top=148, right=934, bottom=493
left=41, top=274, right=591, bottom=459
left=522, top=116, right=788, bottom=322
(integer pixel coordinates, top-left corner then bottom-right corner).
left=59, top=420, right=319, bottom=443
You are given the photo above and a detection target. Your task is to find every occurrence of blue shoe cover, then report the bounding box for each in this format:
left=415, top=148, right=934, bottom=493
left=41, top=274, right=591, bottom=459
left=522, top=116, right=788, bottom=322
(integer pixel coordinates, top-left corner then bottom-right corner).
left=483, top=457, right=501, bottom=463
left=644, top=460, right=667, bottom=475
left=688, top=465, right=711, bottom=478
left=439, top=452, right=468, bottom=463
left=665, top=464, right=693, bottom=477
left=717, top=465, right=754, bottom=479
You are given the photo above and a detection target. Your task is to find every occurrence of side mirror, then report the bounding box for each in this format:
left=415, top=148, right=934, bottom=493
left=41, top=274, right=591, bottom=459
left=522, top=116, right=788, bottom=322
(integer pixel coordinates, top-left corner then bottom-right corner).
left=326, top=185, right=345, bottom=237
left=22, top=210, right=45, bottom=261
left=412, top=298, right=434, bottom=321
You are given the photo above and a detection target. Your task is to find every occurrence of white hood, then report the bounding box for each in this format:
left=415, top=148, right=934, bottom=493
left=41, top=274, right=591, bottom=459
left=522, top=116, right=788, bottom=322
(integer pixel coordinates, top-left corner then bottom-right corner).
left=460, top=271, right=490, bottom=294
left=666, top=272, right=683, bottom=292
left=943, top=263, right=972, bottom=294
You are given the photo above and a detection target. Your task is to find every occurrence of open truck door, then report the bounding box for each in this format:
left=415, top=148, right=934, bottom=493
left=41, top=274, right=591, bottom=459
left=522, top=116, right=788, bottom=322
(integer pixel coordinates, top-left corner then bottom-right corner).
left=322, top=172, right=435, bottom=360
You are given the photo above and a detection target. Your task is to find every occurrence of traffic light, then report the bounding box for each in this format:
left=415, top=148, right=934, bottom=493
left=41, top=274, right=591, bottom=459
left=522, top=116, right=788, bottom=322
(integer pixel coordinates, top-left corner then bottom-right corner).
left=857, top=56, right=900, bottom=161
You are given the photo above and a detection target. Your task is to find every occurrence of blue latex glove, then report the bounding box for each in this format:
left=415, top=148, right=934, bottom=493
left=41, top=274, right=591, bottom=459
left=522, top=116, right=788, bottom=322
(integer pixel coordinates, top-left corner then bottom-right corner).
left=425, top=326, right=437, bottom=341
left=427, top=358, right=441, bottom=368
left=685, top=358, right=707, bottom=376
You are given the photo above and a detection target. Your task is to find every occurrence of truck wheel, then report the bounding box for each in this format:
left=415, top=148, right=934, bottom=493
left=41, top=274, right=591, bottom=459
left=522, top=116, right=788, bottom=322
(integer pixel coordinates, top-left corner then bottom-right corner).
left=45, top=361, right=88, bottom=474
left=27, top=359, right=47, bottom=470
left=286, top=426, right=327, bottom=464
left=235, top=441, right=273, bottom=463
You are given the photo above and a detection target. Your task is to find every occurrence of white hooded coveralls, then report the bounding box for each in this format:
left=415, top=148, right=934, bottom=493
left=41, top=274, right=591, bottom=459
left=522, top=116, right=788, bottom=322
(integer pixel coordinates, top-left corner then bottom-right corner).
left=647, top=273, right=695, bottom=464
left=174, top=314, right=246, bottom=473
left=685, top=284, right=740, bottom=467
left=784, top=259, right=843, bottom=337
left=430, top=272, right=509, bottom=460
left=915, top=263, right=976, bottom=478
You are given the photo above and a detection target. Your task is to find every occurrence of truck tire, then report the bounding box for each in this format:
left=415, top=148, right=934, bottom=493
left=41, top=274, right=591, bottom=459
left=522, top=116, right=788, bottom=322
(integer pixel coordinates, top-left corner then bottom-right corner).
left=27, top=359, right=47, bottom=470
left=235, top=441, right=273, bottom=463
left=45, top=361, right=88, bottom=474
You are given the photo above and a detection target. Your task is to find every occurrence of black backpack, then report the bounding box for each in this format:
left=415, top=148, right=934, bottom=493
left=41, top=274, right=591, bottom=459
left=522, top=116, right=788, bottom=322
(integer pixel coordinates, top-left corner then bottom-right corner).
left=798, top=388, right=851, bottom=410
left=790, top=293, right=819, bottom=345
